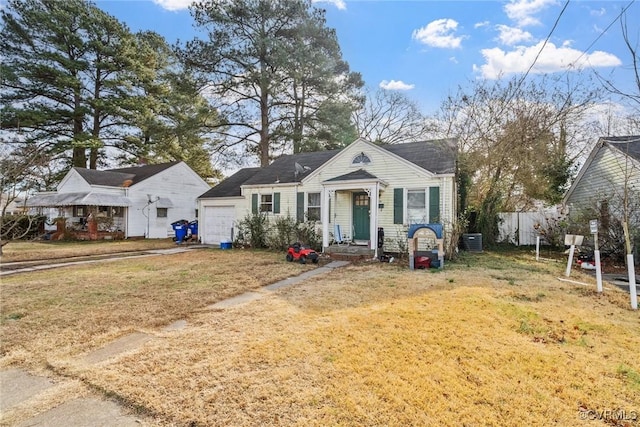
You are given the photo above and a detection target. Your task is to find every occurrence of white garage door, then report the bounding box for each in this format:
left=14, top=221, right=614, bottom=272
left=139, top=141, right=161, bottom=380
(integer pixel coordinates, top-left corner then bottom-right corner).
left=203, top=206, right=235, bottom=244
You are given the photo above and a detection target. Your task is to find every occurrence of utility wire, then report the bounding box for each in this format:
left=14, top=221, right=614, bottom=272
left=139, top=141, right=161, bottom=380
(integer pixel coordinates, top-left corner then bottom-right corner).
left=571, top=0, right=636, bottom=71
left=515, top=0, right=570, bottom=92
left=500, top=0, right=570, bottom=110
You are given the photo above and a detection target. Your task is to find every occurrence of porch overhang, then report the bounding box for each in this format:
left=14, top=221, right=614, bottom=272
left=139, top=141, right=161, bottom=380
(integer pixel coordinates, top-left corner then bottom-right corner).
left=320, top=170, right=388, bottom=259
left=25, top=192, right=132, bottom=207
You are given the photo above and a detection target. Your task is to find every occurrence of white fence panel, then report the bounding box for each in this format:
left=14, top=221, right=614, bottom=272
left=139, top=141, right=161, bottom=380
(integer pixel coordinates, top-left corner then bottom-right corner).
left=498, top=206, right=565, bottom=246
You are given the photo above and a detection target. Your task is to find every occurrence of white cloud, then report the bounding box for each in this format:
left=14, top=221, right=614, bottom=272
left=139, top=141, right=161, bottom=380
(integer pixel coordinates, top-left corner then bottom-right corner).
left=449, top=57, right=459, bottom=64
left=379, top=80, right=415, bottom=91
left=496, top=24, right=533, bottom=45
left=504, top=0, right=557, bottom=27
left=412, top=19, right=465, bottom=49
left=475, top=21, right=490, bottom=29
left=152, top=0, right=194, bottom=11
left=590, top=7, right=606, bottom=17
left=474, top=41, right=621, bottom=79
left=312, top=0, right=347, bottom=10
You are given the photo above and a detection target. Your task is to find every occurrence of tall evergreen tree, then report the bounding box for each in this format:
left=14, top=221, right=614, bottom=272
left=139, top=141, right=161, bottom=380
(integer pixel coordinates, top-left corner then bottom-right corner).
left=273, top=6, right=363, bottom=153
left=1, top=0, right=221, bottom=179
left=184, top=0, right=361, bottom=167
left=1, top=0, right=135, bottom=168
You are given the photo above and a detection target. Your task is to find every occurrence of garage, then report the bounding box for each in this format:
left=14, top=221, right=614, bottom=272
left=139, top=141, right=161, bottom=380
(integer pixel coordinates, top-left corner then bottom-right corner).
left=202, top=206, right=235, bottom=245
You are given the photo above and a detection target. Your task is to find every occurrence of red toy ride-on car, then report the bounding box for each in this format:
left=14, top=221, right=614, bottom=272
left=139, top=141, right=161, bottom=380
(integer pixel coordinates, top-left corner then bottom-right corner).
left=286, top=242, right=319, bottom=264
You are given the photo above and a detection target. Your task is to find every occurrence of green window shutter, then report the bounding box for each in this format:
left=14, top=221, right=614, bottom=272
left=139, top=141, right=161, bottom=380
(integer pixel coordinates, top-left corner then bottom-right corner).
left=273, top=192, right=280, bottom=214
left=393, top=188, right=403, bottom=224
left=251, top=193, right=258, bottom=214
left=429, top=186, right=440, bottom=223
left=296, top=192, right=304, bottom=222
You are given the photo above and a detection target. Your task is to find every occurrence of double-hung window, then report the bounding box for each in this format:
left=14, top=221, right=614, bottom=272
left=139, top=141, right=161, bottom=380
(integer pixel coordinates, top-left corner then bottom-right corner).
left=252, top=192, right=280, bottom=214
left=307, top=193, right=321, bottom=221
left=407, top=189, right=427, bottom=224
left=260, top=194, right=273, bottom=212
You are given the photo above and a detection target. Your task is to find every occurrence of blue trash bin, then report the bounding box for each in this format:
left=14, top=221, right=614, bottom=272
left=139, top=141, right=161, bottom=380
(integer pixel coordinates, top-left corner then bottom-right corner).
left=188, top=220, right=198, bottom=238
left=171, top=220, right=189, bottom=244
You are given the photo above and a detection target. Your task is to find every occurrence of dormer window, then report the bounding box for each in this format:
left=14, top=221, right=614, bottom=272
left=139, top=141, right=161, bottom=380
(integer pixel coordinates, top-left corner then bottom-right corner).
left=352, top=152, right=371, bottom=165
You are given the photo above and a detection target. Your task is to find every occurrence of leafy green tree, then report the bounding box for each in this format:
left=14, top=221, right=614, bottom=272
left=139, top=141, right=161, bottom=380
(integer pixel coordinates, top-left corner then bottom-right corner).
left=118, top=31, right=222, bottom=179
left=273, top=7, right=363, bottom=153
left=2, top=0, right=221, bottom=180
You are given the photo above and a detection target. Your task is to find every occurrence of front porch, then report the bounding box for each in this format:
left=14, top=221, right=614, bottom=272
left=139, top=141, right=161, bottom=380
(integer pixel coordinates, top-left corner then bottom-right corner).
left=321, top=171, right=387, bottom=260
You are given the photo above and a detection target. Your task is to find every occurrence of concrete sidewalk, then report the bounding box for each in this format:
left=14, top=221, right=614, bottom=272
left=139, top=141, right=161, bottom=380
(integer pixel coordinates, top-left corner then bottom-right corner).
left=0, top=260, right=349, bottom=426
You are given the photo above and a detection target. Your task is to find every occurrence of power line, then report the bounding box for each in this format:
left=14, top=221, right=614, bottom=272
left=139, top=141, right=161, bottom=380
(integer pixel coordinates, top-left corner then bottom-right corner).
left=502, top=0, right=569, bottom=108
left=572, top=0, right=636, bottom=70
left=516, top=0, right=570, bottom=91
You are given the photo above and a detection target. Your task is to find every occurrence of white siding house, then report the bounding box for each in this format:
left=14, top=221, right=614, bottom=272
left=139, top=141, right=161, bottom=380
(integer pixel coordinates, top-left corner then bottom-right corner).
left=198, top=138, right=458, bottom=257
left=26, top=162, right=210, bottom=239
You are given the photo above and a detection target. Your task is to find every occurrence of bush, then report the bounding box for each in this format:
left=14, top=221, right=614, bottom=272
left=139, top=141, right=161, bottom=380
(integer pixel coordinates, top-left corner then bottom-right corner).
left=533, top=214, right=571, bottom=249
left=570, top=197, right=639, bottom=264
left=268, top=215, right=298, bottom=251
left=235, top=213, right=269, bottom=249
left=1, top=214, right=47, bottom=241
left=296, top=221, right=322, bottom=251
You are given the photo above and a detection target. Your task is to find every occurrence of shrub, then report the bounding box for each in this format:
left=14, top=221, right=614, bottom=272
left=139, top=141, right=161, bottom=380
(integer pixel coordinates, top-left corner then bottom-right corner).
left=533, top=213, right=571, bottom=249
left=1, top=214, right=47, bottom=241
left=235, top=213, right=269, bottom=249
left=268, top=215, right=298, bottom=251
left=296, top=221, right=322, bottom=251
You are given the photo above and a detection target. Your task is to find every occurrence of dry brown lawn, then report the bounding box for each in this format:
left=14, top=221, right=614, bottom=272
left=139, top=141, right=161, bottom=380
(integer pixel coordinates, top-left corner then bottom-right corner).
left=1, top=245, right=639, bottom=426
left=1, top=238, right=178, bottom=263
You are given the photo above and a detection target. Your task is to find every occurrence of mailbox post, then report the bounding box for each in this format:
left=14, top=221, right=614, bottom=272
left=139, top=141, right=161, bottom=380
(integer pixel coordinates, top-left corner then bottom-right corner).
left=564, top=234, right=584, bottom=277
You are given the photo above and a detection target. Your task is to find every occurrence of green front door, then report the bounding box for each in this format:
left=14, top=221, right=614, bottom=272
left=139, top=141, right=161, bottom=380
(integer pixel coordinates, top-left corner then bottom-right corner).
left=352, top=192, right=370, bottom=241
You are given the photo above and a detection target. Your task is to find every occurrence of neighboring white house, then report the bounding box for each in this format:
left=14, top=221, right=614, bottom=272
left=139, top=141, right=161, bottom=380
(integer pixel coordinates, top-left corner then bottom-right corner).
left=25, top=161, right=210, bottom=239
left=198, top=138, right=458, bottom=257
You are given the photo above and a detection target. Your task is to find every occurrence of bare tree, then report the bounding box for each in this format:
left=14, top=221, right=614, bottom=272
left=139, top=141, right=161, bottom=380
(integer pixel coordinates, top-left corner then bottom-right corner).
left=353, top=88, right=435, bottom=144
left=432, top=74, right=601, bottom=243
left=0, top=143, right=53, bottom=255
left=594, top=14, right=640, bottom=108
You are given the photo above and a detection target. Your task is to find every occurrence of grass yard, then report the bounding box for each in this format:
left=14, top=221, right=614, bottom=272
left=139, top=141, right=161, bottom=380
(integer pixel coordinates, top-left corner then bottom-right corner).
left=1, top=244, right=639, bottom=426
left=1, top=238, right=178, bottom=263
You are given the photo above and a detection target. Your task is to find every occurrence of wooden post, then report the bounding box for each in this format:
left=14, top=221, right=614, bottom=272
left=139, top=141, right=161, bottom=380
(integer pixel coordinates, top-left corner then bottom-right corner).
left=565, top=244, right=575, bottom=277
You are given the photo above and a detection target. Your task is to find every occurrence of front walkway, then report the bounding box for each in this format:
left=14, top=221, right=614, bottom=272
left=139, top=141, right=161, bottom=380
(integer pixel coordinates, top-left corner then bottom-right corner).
left=0, top=259, right=350, bottom=426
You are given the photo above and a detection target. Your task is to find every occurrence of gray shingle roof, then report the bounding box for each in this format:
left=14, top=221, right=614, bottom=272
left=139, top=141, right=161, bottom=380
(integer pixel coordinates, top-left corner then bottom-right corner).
left=604, top=136, right=640, bottom=162
left=324, top=169, right=379, bottom=182
left=382, top=139, right=457, bottom=174
left=243, top=149, right=342, bottom=186
left=74, top=161, right=181, bottom=187
left=202, top=139, right=457, bottom=199
left=198, top=168, right=261, bottom=198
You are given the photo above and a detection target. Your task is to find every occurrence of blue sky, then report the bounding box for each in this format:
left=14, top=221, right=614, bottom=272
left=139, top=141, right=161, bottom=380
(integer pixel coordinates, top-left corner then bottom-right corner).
left=95, top=0, right=638, bottom=114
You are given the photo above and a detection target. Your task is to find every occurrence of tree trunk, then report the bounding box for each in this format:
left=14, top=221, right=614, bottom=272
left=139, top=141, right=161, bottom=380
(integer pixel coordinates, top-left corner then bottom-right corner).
left=72, top=84, right=86, bottom=168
